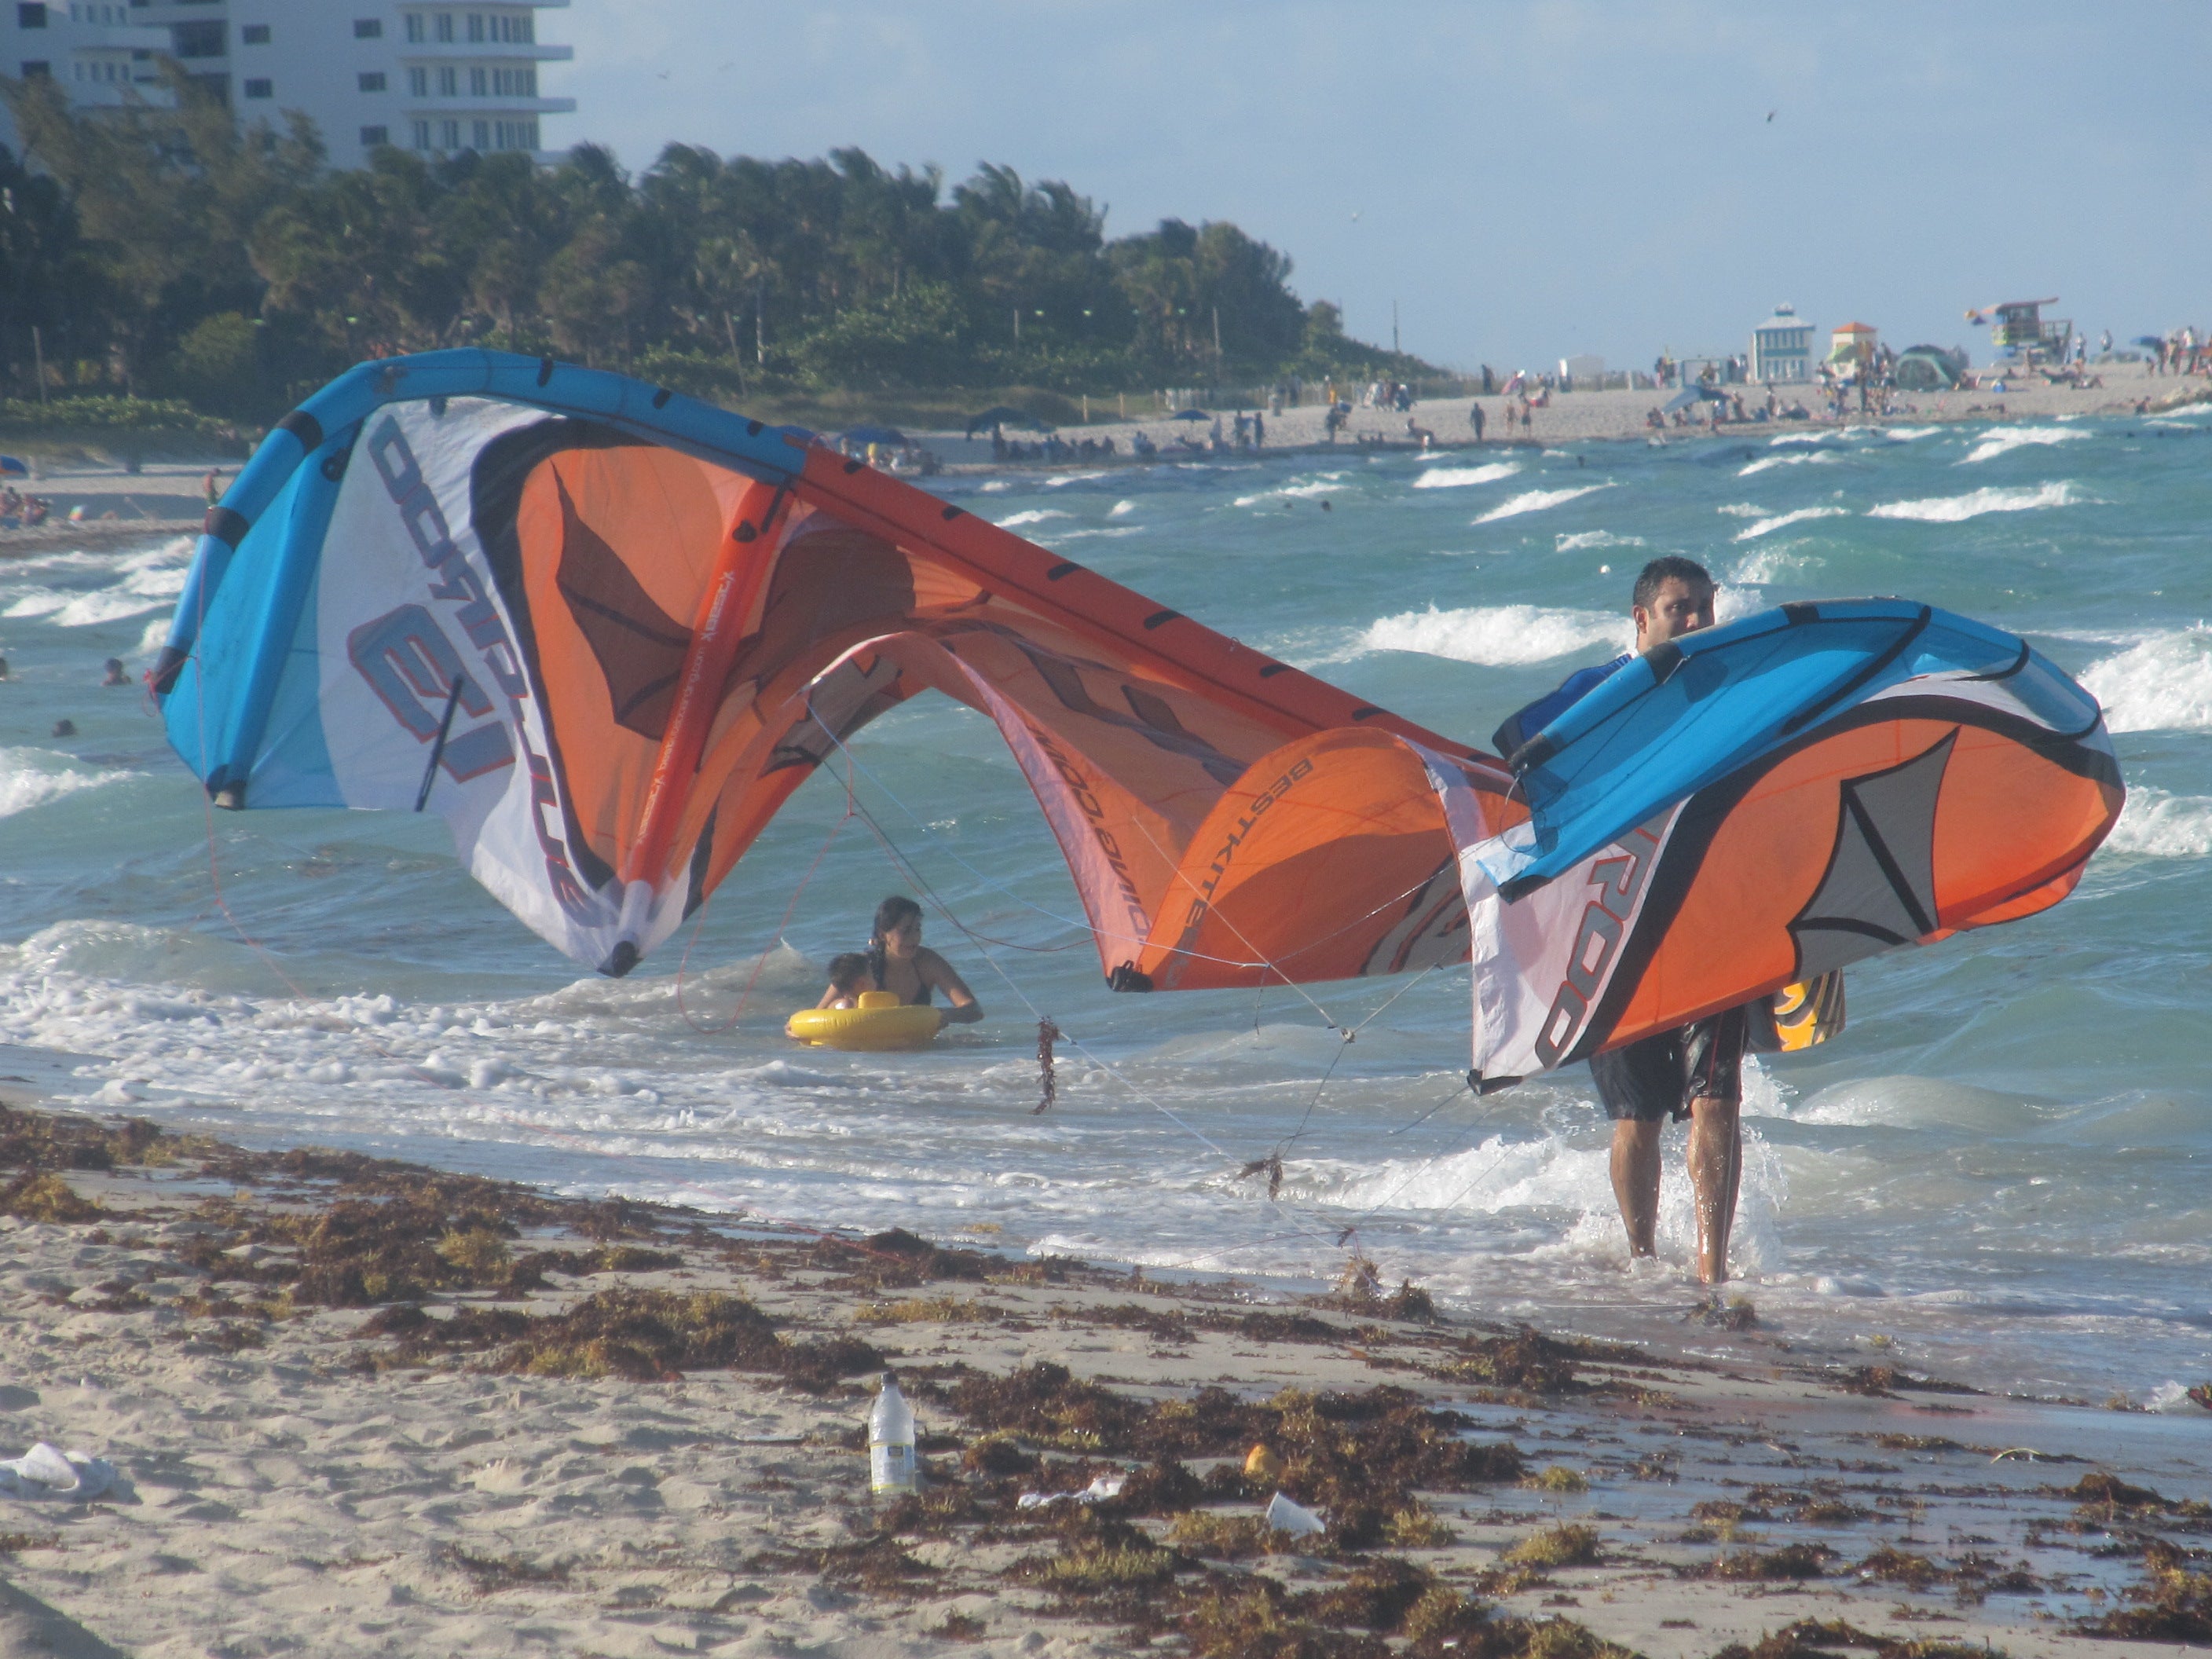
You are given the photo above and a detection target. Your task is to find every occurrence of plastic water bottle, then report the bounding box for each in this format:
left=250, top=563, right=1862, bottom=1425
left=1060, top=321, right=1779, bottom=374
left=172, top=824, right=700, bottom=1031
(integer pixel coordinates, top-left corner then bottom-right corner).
left=869, top=1372, right=917, bottom=1496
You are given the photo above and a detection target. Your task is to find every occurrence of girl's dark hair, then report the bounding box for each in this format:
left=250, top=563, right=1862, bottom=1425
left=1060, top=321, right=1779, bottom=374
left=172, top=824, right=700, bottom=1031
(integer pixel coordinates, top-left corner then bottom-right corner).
left=826, top=952, right=871, bottom=991
left=870, top=895, right=923, bottom=946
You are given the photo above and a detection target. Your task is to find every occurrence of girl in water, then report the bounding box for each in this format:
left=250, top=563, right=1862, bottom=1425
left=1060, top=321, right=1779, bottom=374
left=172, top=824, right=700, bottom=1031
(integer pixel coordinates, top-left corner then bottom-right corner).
left=815, top=896, right=984, bottom=1022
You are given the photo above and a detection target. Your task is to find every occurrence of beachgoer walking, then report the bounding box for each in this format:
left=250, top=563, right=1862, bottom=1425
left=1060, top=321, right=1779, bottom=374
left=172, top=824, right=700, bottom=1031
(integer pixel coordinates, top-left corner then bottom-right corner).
left=1489, top=558, right=1749, bottom=1284
left=1252, top=411, right=1265, bottom=447
left=1470, top=402, right=1485, bottom=442
left=202, top=470, right=222, bottom=507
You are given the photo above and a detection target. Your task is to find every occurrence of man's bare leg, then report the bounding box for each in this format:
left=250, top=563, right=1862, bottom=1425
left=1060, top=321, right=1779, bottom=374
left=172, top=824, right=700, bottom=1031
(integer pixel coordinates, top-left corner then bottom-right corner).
left=1609, top=1119, right=1663, bottom=1258
left=1686, top=1094, right=1742, bottom=1284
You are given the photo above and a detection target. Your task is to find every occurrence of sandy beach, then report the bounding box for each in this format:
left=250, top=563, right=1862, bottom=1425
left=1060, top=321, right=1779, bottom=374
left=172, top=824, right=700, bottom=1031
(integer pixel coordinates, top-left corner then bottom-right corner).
left=0, top=1086, right=2203, bottom=1659
left=910, top=360, right=2201, bottom=471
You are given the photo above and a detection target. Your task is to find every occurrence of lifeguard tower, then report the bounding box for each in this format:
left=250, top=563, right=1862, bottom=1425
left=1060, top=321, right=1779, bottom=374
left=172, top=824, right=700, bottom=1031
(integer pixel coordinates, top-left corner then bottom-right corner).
left=1750, top=304, right=1815, bottom=383
left=1974, top=298, right=2071, bottom=364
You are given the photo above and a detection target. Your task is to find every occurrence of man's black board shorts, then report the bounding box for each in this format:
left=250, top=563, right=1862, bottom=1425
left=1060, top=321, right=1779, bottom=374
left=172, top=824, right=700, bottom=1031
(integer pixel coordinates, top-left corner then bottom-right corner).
left=1590, top=1006, right=1749, bottom=1122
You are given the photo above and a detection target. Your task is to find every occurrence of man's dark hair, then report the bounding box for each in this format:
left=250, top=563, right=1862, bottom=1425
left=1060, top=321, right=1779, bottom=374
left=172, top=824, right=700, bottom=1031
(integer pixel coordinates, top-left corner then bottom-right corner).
left=1632, top=555, right=1716, bottom=611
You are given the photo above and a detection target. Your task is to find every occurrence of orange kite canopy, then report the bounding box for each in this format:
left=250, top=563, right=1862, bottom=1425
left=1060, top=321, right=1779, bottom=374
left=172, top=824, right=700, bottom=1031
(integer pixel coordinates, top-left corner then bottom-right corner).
left=155, top=352, right=2122, bottom=1084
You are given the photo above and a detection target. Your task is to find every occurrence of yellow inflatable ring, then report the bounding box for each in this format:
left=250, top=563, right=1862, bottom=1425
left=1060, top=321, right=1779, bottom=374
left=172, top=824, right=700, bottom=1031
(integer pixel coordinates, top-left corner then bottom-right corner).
left=786, top=990, right=943, bottom=1051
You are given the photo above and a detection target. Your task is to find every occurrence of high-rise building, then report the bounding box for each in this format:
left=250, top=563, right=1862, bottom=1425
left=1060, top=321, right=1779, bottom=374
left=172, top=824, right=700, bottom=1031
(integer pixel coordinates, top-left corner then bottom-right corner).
left=1, top=2, right=576, bottom=169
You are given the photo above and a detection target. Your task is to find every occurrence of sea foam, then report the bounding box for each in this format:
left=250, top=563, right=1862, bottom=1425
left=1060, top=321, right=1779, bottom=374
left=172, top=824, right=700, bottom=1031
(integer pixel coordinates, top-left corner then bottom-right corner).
left=0, top=749, right=132, bottom=819
left=1474, top=483, right=1613, bottom=523
left=2079, top=628, right=2212, bottom=732
left=994, top=508, right=1069, bottom=528
left=1738, top=450, right=1837, bottom=477
left=1866, top=481, right=2081, bottom=522
left=1360, top=603, right=1623, bottom=665
left=2104, top=787, right=2212, bottom=858
left=1734, top=505, right=1848, bottom=541
left=1962, top=425, right=2090, bottom=464
left=1411, top=462, right=1519, bottom=490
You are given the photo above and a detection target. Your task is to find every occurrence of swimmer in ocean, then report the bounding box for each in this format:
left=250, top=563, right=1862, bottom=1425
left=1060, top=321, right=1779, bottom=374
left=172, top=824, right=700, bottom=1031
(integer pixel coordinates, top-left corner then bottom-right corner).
left=815, top=952, right=873, bottom=1010
left=857, top=895, right=983, bottom=1023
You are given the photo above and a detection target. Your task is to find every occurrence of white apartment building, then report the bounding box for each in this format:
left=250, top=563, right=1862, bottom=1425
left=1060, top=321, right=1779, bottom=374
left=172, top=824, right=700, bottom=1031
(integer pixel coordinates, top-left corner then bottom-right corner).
left=2, top=1, right=575, bottom=169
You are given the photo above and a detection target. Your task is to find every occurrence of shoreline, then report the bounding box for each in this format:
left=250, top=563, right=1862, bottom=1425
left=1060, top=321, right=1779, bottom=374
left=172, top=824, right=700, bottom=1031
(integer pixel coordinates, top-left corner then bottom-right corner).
left=0, top=1098, right=2203, bottom=1657
left=903, top=360, right=2206, bottom=473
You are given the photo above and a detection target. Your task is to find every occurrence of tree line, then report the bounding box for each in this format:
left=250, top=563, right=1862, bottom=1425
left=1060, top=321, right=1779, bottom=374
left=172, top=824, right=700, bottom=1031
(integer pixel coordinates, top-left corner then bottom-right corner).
left=0, top=69, right=1426, bottom=425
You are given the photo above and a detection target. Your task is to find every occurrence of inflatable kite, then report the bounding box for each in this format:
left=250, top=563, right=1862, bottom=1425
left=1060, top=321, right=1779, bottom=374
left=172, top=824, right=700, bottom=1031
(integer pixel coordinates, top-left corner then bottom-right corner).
left=155, top=352, right=2122, bottom=1086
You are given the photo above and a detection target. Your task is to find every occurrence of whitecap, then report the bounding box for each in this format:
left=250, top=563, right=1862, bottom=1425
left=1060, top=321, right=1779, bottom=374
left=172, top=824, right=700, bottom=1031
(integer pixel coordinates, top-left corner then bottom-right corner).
left=1729, top=548, right=1822, bottom=584
left=2102, top=786, right=2212, bottom=857
left=1108, top=500, right=1137, bottom=517
left=1554, top=530, right=1644, bottom=552
left=2079, top=629, right=2212, bottom=732
left=1734, top=505, right=1849, bottom=541
left=1716, top=503, right=1765, bottom=518
left=1738, top=450, right=1837, bottom=477
left=1866, top=481, right=2082, bottom=522
left=994, top=509, right=1070, bottom=528
left=1473, top=483, right=1613, bottom=523
left=1359, top=603, right=1624, bottom=665
left=1884, top=425, right=1942, bottom=441
left=1962, top=424, right=2090, bottom=464
left=1410, top=462, right=1520, bottom=490
left=0, top=749, right=133, bottom=819
left=1232, top=475, right=1346, bottom=507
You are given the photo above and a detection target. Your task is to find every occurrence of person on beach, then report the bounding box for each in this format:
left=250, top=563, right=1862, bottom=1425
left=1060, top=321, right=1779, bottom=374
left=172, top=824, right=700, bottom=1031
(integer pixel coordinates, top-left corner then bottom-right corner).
left=1491, top=557, right=1747, bottom=1285
left=858, top=895, right=983, bottom=1023
left=1469, top=402, right=1485, bottom=442
left=101, top=657, right=127, bottom=687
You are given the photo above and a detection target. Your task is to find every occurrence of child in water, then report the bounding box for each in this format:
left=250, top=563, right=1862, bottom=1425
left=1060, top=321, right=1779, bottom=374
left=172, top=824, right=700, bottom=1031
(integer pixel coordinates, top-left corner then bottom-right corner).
left=816, top=953, right=873, bottom=1009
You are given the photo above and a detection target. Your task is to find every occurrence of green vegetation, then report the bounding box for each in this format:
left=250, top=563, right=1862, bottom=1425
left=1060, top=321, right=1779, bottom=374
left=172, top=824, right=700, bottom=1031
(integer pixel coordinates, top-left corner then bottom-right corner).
left=0, top=69, right=1436, bottom=429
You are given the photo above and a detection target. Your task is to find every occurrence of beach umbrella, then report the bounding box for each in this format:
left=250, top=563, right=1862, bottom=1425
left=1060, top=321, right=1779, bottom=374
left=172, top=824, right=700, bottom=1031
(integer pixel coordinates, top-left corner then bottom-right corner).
left=1661, top=388, right=1727, bottom=412
left=840, top=423, right=907, bottom=447
left=1167, top=408, right=1212, bottom=422
left=0, top=456, right=27, bottom=477
left=964, top=406, right=1048, bottom=438
left=2133, top=336, right=2166, bottom=350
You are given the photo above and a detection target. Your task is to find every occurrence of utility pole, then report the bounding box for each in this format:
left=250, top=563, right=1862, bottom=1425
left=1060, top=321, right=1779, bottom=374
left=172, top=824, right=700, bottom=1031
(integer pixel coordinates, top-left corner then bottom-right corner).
left=31, top=326, right=46, bottom=407
left=1392, top=300, right=1400, bottom=355
left=1013, top=307, right=1020, bottom=346
left=754, top=277, right=764, bottom=368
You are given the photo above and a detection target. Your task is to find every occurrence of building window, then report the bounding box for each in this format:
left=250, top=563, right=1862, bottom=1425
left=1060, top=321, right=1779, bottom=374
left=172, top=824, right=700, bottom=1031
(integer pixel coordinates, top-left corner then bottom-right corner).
left=357, top=70, right=385, bottom=90
left=171, top=19, right=223, bottom=56
left=16, top=5, right=46, bottom=28
left=353, top=17, right=381, bottom=38
left=361, top=124, right=388, bottom=147
left=404, top=13, right=423, bottom=42
left=493, top=116, right=535, bottom=151
left=407, top=65, right=427, bottom=96
left=242, top=75, right=269, bottom=97
left=438, top=118, right=459, bottom=149
left=490, top=65, right=534, bottom=96
left=411, top=118, right=430, bottom=148
left=434, top=12, right=452, bottom=42
left=436, top=64, right=456, bottom=95
left=468, top=65, right=484, bottom=95
left=19, top=58, right=49, bottom=77
left=240, top=22, right=267, bottom=42
left=466, top=10, right=482, bottom=42
left=471, top=117, right=488, bottom=149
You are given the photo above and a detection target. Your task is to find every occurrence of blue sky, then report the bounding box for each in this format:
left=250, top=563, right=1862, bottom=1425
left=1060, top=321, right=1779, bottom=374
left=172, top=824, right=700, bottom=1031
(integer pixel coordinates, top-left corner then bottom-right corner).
left=556, top=2, right=2210, bottom=372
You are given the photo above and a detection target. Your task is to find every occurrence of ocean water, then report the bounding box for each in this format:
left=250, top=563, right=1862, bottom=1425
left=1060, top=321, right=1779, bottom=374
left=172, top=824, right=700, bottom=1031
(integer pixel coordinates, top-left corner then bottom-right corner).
left=2, top=412, right=2210, bottom=1403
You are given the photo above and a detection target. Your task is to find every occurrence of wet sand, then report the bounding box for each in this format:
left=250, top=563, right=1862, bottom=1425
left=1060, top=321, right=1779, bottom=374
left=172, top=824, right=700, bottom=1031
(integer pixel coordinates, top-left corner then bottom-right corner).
left=0, top=1091, right=2203, bottom=1659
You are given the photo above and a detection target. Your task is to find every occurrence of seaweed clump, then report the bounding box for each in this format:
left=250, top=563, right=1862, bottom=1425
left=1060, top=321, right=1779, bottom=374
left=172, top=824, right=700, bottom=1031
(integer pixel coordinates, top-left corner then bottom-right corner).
left=1438, top=1326, right=1585, bottom=1393
left=358, top=1287, right=882, bottom=1388
left=0, top=1170, right=104, bottom=1223
left=1707, top=1619, right=2005, bottom=1659
left=2075, top=1540, right=2212, bottom=1643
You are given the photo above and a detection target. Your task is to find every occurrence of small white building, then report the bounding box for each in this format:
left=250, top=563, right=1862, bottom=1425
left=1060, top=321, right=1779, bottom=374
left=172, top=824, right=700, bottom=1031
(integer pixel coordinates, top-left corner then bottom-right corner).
left=0, top=2, right=577, bottom=170
left=1750, top=304, right=1815, bottom=383
left=1558, top=353, right=1604, bottom=388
